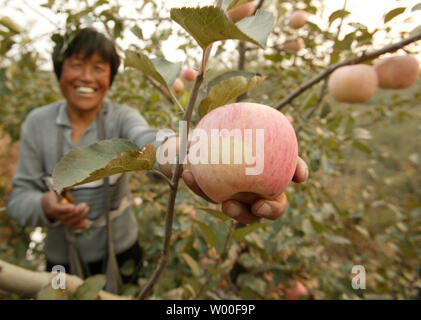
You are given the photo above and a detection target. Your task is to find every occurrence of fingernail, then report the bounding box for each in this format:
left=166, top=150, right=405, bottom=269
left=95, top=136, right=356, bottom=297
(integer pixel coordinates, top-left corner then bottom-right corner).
left=256, top=202, right=270, bottom=217
left=227, top=203, right=241, bottom=218
left=298, top=158, right=306, bottom=180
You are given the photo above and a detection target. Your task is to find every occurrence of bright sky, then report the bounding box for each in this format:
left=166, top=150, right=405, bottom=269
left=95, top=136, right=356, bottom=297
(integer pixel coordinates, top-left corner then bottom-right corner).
left=0, top=0, right=420, bottom=68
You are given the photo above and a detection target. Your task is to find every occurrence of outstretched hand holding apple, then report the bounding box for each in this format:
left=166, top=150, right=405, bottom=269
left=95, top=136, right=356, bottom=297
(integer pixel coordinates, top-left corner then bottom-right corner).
left=182, top=157, right=308, bottom=224
left=158, top=102, right=308, bottom=225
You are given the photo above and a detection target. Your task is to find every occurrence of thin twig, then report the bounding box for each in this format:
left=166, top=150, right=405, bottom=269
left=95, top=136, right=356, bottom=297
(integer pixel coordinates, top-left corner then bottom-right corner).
left=136, top=4, right=220, bottom=299
left=152, top=169, right=174, bottom=189
left=275, top=32, right=421, bottom=110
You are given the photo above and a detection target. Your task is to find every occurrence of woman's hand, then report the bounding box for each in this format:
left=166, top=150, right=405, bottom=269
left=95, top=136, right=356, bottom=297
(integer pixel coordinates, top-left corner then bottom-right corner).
left=41, top=190, right=90, bottom=230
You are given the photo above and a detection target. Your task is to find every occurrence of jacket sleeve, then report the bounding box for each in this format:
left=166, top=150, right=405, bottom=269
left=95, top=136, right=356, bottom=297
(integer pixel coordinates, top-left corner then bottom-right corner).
left=6, top=115, right=52, bottom=227
left=118, top=105, right=176, bottom=178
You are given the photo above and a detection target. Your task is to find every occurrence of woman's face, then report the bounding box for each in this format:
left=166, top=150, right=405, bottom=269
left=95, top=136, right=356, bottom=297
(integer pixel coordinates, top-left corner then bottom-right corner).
left=60, top=51, right=111, bottom=114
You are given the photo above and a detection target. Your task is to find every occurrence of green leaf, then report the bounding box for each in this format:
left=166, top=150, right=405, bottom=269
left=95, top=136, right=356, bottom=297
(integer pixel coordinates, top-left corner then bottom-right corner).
left=130, top=25, right=143, bottom=40
left=41, top=0, right=55, bottom=9
left=37, top=285, right=69, bottom=300
left=344, top=116, right=355, bottom=136
left=303, top=91, right=318, bottom=110
left=52, top=140, right=156, bottom=194
left=74, top=275, right=106, bottom=300
left=196, top=221, right=218, bottom=248
left=352, top=128, right=372, bottom=140
left=310, top=216, right=324, bottom=234
left=320, top=103, right=331, bottom=118
left=410, top=24, right=421, bottom=36
left=198, top=207, right=230, bottom=222
left=348, top=22, right=367, bottom=30
left=181, top=253, right=201, bottom=277
left=325, top=234, right=350, bottom=245
left=124, top=50, right=182, bottom=91
left=384, top=7, right=406, bottom=23
left=113, top=19, right=124, bottom=39
left=232, top=222, right=266, bottom=241
left=340, top=32, right=355, bottom=51
left=412, top=3, right=421, bottom=11
left=120, top=259, right=135, bottom=277
left=328, top=10, right=350, bottom=26
left=352, top=140, right=372, bottom=154
left=198, top=72, right=265, bottom=118
left=0, top=17, right=23, bottom=34
left=327, top=114, right=343, bottom=131
left=170, top=6, right=274, bottom=49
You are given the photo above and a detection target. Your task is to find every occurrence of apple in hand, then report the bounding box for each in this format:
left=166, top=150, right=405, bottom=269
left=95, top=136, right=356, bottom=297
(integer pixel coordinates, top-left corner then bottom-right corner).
left=328, top=64, right=378, bottom=103
left=227, top=2, right=255, bottom=23
left=374, top=54, right=420, bottom=89
left=289, top=10, right=308, bottom=29
left=187, top=102, right=298, bottom=205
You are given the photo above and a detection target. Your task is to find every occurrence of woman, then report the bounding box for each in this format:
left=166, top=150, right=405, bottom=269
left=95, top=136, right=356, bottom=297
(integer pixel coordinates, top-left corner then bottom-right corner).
left=7, top=27, right=308, bottom=293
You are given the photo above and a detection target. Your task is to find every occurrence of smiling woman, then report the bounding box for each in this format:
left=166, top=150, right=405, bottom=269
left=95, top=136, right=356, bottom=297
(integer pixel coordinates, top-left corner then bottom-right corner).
left=52, top=28, right=120, bottom=143
left=6, top=27, right=168, bottom=294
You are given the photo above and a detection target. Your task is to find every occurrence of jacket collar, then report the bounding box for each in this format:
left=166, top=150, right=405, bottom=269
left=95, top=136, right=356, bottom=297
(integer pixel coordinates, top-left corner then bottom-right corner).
left=55, top=100, right=110, bottom=128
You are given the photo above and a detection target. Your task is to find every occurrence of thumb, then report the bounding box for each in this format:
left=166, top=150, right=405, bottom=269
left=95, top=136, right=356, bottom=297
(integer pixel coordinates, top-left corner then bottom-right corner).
left=182, top=170, right=217, bottom=204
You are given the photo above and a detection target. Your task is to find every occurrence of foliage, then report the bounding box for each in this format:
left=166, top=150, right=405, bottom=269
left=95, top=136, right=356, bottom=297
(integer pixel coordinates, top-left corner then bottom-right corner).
left=0, top=0, right=421, bottom=300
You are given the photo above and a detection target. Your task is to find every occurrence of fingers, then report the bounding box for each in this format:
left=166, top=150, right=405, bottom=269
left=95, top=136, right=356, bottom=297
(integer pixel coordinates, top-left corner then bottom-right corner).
left=293, top=156, right=309, bottom=183
left=251, top=193, right=288, bottom=220
left=182, top=170, right=218, bottom=204
left=222, top=193, right=288, bottom=224
left=221, top=200, right=260, bottom=224
left=57, top=202, right=90, bottom=230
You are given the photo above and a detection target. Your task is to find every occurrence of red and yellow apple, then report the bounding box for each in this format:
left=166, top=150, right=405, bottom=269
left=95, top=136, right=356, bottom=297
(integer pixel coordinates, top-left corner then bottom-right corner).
left=289, top=10, right=308, bottom=29
left=161, top=78, right=185, bottom=97
left=172, top=78, right=185, bottom=96
left=227, top=2, right=255, bottom=23
left=328, top=64, right=378, bottom=103
left=187, top=102, right=298, bottom=204
left=182, top=68, right=197, bottom=82
left=374, top=54, right=420, bottom=89
left=282, top=37, right=305, bottom=53
left=285, top=281, right=308, bottom=300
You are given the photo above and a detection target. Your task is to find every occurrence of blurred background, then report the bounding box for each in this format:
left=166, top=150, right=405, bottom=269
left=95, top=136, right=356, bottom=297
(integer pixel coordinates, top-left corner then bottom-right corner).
left=0, top=0, right=420, bottom=299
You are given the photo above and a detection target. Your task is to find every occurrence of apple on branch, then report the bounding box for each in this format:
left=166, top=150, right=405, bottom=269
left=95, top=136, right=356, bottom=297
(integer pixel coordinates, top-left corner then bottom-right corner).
left=328, top=64, right=378, bottom=103
left=289, top=10, right=308, bottom=29
left=227, top=2, right=255, bottom=23
left=161, top=77, right=185, bottom=97
left=374, top=54, right=420, bottom=89
left=182, top=68, right=198, bottom=82
left=282, top=37, right=305, bottom=53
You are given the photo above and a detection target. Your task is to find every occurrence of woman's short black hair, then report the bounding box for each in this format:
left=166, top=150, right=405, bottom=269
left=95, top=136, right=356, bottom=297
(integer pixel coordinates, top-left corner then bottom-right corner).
left=52, top=27, right=121, bottom=85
